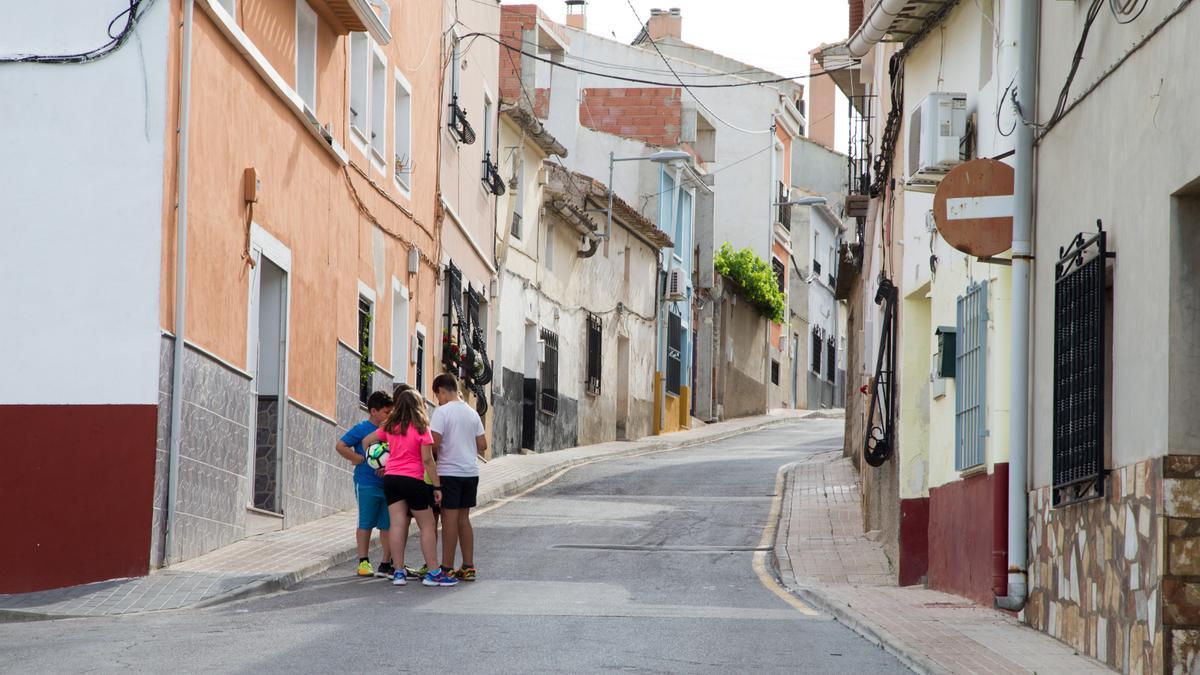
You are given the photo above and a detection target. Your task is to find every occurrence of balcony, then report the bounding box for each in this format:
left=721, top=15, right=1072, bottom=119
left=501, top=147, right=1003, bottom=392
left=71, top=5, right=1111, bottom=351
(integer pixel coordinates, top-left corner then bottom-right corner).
left=309, top=0, right=391, bottom=44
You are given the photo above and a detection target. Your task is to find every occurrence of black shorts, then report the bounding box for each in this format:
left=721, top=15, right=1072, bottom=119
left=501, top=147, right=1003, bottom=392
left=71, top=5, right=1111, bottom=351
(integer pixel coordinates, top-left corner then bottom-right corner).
left=439, top=475, right=479, bottom=510
left=383, top=475, right=434, bottom=511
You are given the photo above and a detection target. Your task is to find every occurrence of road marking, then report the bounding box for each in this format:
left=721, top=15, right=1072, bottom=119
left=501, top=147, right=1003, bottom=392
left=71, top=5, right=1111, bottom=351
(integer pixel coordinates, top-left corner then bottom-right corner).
left=752, top=466, right=818, bottom=616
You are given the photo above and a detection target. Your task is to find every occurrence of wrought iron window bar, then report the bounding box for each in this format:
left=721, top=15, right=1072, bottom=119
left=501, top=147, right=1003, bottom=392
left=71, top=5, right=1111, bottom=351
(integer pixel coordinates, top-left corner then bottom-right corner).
left=483, top=151, right=506, bottom=196
left=441, top=262, right=493, bottom=416
left=447, top=94, right=476, bottom=145
left=586, top=313, right=602, bottom=396
left=864, top=277, right=898, bottom=468
left=777, top=183, right=791, bottom=230
left=1052, top=221, right=1114, bottom=507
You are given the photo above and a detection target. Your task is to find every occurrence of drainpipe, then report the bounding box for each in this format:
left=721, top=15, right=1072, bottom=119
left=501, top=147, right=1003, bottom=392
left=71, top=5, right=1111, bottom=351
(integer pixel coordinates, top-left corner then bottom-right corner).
left=164, top=0, right=195, bottom=568
left=996, top=0, right=1037, bottom=611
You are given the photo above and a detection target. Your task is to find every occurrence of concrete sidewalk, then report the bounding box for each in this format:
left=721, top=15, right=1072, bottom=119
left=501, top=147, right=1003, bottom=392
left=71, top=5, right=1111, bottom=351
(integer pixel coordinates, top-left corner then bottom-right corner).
left=0, top=410, right=805, bottom=622
left=773, top=451, right=1113, bottom=675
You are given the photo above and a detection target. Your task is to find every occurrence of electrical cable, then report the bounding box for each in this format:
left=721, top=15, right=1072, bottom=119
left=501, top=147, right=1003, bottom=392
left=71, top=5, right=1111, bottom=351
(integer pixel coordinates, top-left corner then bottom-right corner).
left=465, top=32, right=853, bottom=89
left=1046, top=0, right=1106, bottom=127
left=1, top=0, right=155, bottom=64
left=620, top=0, right=771, bottom=134
left=1110, top=0, right=1150, bottom=23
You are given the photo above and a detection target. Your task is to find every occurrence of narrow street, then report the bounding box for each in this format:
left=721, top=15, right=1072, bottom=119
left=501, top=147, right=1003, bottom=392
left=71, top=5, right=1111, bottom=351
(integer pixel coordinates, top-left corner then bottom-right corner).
left=0, top=421, right=905, bottom=673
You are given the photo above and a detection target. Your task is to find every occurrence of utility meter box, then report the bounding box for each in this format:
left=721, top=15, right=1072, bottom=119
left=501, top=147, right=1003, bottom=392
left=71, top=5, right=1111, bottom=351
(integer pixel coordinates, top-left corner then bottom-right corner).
left=934, top=326, right=957, bottom=379
left=908, top=92, right=968, bottom=189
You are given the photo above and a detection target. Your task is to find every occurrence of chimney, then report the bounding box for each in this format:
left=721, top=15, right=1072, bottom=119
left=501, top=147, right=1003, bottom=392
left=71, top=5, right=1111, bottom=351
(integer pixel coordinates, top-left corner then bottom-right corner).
left=647, top=8, right=682, bottom=41
left=565, top=0, right=586, bottom=30
left=807, top=50, right=836, bottom=150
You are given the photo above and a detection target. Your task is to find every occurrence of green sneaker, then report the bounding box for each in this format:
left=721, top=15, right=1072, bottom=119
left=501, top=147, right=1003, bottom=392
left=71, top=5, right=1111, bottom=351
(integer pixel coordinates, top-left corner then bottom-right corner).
left=356, top=560, right=374, bottom=577
left=405, top=565, right=430, bottom=579
left=453, top=566, right=476, bottom=582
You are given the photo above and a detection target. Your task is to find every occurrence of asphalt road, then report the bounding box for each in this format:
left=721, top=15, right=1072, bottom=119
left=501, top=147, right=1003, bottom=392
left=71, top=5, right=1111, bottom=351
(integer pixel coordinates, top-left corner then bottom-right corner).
left=0, top=420, right=906, bottom=674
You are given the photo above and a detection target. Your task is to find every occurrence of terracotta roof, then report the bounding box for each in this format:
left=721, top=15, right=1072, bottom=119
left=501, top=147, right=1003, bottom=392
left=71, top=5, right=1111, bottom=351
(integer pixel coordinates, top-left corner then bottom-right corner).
left=543, top=162, right=673, bottom=249
left=500, top=100, right=567, bottom=158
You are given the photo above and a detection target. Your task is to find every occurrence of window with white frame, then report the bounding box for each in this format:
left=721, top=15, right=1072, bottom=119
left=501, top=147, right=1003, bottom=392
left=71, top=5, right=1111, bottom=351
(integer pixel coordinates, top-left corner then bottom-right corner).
left=349, top=33, right=369, bottom=141
left=511, top=157, right=524, bottom=239
left=450, top=37, right=461, bottom=101
left=393, top=72, right=412, bottom=189
left=369, top=47, right=387, bottom=162
left=392, top=284, right=410, bottom=383
left=295, top=0, right=317, bottom=111
left=481, top=94, right=494, bottom=178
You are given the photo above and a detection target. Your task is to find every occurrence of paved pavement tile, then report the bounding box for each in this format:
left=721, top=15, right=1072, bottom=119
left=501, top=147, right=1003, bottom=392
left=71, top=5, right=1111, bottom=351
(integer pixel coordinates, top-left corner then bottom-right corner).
left=0, top=411, right=804, bottom=620
left=776, top=451, right=1114, bottom=674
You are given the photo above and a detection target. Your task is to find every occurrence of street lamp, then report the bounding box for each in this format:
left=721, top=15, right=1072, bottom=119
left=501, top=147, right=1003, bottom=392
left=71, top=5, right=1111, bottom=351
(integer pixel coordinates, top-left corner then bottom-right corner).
left=774, top=196, right=828, bottom=207
left=606, top=150, right=691, bottom=240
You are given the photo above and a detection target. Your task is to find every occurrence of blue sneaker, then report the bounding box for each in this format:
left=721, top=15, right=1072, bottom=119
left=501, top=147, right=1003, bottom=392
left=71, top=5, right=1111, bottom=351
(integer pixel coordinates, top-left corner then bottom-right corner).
left=422, top=569, right=458, bottom=587
left=392, top=570, right=407, bottom=586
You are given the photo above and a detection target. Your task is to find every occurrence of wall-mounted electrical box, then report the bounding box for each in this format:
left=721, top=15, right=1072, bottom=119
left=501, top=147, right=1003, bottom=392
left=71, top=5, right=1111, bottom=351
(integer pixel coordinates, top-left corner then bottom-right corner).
left=934, top=325, right=957, bottom=379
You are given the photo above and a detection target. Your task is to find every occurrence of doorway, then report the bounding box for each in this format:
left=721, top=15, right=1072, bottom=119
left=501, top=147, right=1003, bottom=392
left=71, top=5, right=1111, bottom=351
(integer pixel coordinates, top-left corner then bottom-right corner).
left=521, top=322, right=537, bottom=451
left=251, top=257, right=288, bottom=515
left=616, top=336, right=630, bottom=440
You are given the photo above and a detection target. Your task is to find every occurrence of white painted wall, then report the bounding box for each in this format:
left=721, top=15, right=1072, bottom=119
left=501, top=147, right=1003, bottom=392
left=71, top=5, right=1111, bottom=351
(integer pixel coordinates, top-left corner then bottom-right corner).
left=0, top=0, right=169, bottom=405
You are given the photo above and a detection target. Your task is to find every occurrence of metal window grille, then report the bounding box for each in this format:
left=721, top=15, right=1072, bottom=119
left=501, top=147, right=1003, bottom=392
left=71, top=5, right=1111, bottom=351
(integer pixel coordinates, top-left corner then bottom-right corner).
left=1053, top=226, right=1112, bottom=506
left=777, top=183, right=791, bottom=230
left=955, top=281, right=988, bottom=471
left=358, top=296, right=371, bottom=404
left=813, top=258, right=822, bottom=276
left=666, top=312, right=682, bottom=396
left=811, top=329, right=822, bottom=374
left=512, top=211, right=522, bottom=240
left=586, top=313, right=602, bottom=396
left=770, top=360, right=780, bottom=385
left=826, top=336, right=836, bottom=383
left=540, top=328, right=559, bottom=414
left=415, top=333, right=425, bottom=393
left=772, top=258, right=785, bottom=293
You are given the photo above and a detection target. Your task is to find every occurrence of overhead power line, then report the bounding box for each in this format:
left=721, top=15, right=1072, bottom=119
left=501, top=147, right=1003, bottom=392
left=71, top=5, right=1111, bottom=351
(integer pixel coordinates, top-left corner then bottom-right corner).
left=1, top=0, right=157, bottom=64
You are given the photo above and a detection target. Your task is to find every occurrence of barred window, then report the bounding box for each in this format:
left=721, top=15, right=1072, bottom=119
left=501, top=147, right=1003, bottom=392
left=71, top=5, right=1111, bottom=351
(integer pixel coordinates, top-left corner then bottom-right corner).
left=770, top=359, right=780, bottom=385
left=666, top=312, right=682, bottom=396
left=358, top=296, right=372, bottom=404
left=955, top=281, right=988, bottom=471
left=540, top=329, right=559, bottom=414
left=811, top=329, right=822, bottom=375
left=826, top=336, right=836, bottom=383
left=772, top=258, right=785, bottom=293
left=586, top=313, right=602, bottom=396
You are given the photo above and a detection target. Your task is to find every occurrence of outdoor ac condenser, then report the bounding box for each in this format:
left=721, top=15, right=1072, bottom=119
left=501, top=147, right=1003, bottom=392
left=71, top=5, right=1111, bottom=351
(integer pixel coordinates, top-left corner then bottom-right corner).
left=665, top=268, right=687, bottom=302
left=907, top=92, right=968, bottom=189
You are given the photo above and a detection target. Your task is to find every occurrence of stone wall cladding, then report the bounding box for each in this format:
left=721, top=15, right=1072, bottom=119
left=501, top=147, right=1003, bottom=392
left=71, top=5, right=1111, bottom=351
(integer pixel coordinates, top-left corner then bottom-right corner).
left=1026, top=457, right=1161, bottom=673
left=491, top=368, right=525, bottom=456
left=169, top=344, right=253, bottom=563
left=150, top=335, right=174, bottom=568
left=283, top=401, right=351, bottom=527
left=536, top=394, right=579, bottom=454
left=1162, top=455, right=1200, bottom=673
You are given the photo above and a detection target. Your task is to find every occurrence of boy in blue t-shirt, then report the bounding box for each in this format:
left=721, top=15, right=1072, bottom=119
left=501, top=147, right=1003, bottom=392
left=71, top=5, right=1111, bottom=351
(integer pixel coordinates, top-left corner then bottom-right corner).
left=335, top=390, right=394, bottom=578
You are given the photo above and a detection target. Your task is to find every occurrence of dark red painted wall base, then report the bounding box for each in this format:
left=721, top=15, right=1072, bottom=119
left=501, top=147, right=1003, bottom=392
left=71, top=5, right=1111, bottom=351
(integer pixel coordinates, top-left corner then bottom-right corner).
left=899, top=497, right=930, bottom=586
left=927, top=463, right=1009, bottom=606
left=0, top=405, right=157, bottom=593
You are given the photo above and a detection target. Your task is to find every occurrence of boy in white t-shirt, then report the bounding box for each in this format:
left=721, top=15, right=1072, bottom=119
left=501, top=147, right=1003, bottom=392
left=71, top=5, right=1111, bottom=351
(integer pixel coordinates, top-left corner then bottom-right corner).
left=429, top=372, right=486, bottom=582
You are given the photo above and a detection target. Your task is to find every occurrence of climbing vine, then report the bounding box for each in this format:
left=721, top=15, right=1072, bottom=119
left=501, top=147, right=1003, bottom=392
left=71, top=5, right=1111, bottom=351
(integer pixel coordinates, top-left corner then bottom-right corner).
left=714, top=243, right=786, bottom=324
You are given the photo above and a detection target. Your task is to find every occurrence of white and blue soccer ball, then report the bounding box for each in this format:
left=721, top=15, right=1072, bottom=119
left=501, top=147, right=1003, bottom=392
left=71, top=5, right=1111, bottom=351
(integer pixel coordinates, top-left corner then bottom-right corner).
left=365, top=442, right=389, bottom=470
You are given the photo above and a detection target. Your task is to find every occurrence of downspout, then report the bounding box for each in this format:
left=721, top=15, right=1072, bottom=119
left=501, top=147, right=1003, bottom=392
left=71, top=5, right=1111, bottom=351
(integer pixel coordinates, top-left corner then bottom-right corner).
left=164, top=0, right=195, bottom=568
left=996, top=0, right=1037, bottom=612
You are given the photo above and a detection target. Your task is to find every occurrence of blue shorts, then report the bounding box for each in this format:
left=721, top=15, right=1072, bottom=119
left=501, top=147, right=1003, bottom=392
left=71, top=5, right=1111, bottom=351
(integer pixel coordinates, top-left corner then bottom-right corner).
left=356, top=484, right=391, bottom=531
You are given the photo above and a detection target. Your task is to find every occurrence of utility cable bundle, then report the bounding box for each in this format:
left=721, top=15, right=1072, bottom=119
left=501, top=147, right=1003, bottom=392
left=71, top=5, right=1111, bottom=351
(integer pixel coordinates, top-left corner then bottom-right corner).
left=1, top=0, right=156, bottom=65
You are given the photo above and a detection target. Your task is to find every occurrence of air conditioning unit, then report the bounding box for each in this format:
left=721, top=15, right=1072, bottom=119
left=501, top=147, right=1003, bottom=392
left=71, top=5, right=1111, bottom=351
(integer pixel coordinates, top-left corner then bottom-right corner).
left=907, top=92, right=968, bottom=192
left=665, top=268, right=687, bottom=301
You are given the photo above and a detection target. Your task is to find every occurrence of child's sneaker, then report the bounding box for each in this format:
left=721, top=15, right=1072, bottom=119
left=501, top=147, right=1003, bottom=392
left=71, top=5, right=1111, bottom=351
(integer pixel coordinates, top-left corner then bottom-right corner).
left=376, top=561, right=396, bottom=579
left=422, top=569, right=458, bottom=587
left=391, top=570, right=407, bottom=586
left=405, top=565, right=430, bottom=579
left=453, top=567, right=476, bottom=582
left=357, top=560, right=374, bottom=577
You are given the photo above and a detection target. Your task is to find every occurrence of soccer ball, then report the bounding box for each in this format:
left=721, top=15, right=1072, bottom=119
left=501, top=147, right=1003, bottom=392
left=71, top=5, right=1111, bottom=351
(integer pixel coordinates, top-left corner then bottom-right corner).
left=365, top=442, right=389, bottom=470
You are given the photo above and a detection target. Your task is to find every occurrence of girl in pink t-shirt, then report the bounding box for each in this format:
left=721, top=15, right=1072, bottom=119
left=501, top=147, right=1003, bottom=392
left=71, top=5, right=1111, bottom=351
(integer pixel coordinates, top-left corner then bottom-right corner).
left=363, top=390, right=456, bottom=586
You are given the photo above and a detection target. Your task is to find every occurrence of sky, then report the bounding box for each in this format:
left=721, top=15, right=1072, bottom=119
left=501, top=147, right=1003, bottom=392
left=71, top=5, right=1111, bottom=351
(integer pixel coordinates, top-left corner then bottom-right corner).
left=528, top=0, right=851, bottom=146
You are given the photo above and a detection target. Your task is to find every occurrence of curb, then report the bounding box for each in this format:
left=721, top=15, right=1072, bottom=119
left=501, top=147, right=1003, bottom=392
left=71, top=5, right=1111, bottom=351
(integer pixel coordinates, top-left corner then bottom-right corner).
left=18, top=413, right=810, bottom=620
left=768, top=463, right=948, bottom=675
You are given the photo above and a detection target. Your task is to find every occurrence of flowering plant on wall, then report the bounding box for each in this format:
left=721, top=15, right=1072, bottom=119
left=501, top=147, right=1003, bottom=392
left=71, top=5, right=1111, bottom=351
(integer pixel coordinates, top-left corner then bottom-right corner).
left=714, top=243, right=786, bottom=324
left=441, top=331, right=462, bottom=373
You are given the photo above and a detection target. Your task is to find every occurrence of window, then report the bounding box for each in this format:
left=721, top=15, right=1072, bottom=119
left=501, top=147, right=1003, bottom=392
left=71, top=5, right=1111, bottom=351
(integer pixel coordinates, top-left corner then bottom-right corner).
left=586, top=313, right=602, bottom=396
left=955, top=281, right=988, bottom=471
left=1052, top=229, right=1110, bottom=506
left=813, top=258, right=822, bottom=276
left=511, top=158, right=524, bottom=239
left=358, top=295, right=373, bottom=404
left=675, top=188, right=693, bottom=260
left=391, top=284, right=410, bottom=384
left=811, top=328, right=822, bottom=375
left=623, top=246, right=632, bottom=285
left=450, top=37, right=461, bottom=100
left=540, top=329, right=559, bottom=414
left=770, top=359, right=780, bottom=386
left=415, top=330, right=426, bottom=394
left=295, top=0, right=317, bottom=111
left=393, top=73, right=412, bottom=190
left=658, top=170, right=675, bottom=235
left=826, top=336, right=836, bottom=383
left=350, top=34, right=369, bottom=141
left=666, top=311, right=682, bottom=396
left=772, top=258, right=785, bottom=293
left=481, top=95, right=494, bottom=179
left=369, top=48, right=387, bottom=162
